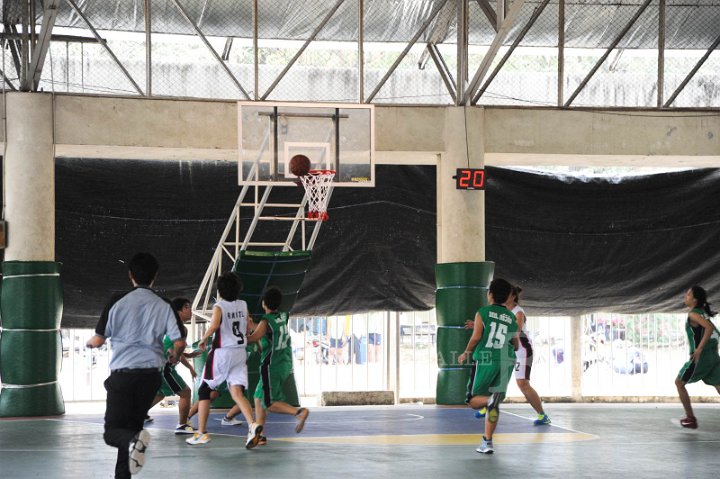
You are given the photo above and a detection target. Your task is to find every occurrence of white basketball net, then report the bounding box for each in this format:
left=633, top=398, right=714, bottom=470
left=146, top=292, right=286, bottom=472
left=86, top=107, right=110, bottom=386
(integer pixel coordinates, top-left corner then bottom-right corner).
left=299, top=169, right=335, bottom=221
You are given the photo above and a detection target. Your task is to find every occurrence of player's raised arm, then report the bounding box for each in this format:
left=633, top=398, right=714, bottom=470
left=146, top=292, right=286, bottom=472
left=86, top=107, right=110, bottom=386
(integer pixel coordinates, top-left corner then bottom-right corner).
left=198, top=305, right=222, bottom=351
left=247, top=319, right=268, bottom=344
left=458, top=312, right=484, bottom=364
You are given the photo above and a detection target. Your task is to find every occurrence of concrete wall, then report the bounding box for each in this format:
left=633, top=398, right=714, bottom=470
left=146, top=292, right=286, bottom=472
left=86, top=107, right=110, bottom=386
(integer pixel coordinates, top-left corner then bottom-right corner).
left=1, top=94, right=717, bottom=166
left=484, top=108, right=719, bottom=156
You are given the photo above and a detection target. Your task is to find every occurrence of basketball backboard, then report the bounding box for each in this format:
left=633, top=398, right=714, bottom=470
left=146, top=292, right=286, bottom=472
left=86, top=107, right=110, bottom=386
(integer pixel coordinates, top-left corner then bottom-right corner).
left=238, top=102, right=374, bottom=187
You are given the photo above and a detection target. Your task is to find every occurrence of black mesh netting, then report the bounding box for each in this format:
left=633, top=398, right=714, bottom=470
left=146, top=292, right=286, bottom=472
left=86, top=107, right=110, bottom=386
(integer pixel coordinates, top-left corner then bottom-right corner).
left=55, top=159, right=720, bottom=327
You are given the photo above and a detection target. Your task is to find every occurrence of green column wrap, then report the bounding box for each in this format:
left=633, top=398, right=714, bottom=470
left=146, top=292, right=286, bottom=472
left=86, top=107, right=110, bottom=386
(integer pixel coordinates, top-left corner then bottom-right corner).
left=435, top=262, right=494, bottom=405
left=0, top=261, right=64, bottom=417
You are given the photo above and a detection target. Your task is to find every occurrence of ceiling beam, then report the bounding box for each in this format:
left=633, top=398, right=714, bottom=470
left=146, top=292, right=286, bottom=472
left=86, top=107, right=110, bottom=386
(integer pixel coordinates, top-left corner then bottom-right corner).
left=29, top=0, right=61, bottom=91
left=463, top=0, right=524, bottom=104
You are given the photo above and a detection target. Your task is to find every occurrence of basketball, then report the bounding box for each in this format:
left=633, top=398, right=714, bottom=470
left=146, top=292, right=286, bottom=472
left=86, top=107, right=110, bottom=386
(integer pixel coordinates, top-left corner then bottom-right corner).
left=289, top=154, right=311, bottom=176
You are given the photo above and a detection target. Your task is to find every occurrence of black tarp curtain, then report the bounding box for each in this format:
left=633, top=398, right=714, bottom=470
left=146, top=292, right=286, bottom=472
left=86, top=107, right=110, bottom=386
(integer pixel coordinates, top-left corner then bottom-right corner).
left=55, top=159, right=720, bottom=328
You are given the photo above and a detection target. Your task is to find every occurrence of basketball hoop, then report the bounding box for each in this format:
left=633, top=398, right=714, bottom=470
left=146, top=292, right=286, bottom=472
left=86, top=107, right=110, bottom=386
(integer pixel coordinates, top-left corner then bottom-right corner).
left=299, top=169, right=335, bottom=221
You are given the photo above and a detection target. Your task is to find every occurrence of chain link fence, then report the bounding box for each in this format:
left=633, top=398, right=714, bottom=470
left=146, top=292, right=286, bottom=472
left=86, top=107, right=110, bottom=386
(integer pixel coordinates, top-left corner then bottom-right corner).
left=663, top=4, right=720, bottom=108
left=1, top=0, right=718, bottom=107
left=472, top=0, right=559, bottom=107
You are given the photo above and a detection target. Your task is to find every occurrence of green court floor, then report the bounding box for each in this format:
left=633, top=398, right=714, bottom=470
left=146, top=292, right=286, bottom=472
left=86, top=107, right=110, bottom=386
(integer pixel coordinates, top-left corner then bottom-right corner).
left=0, top=403, right=718, bottom=478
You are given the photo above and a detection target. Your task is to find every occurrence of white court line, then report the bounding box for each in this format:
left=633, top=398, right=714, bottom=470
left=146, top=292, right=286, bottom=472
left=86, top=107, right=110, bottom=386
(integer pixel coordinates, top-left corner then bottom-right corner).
left=208, top=412, right=425, bottom=426
left=35, top=418, right=250, bottom=440
left=502, top=411, right=600, bottom=444
left=502, top=410, right=600, bottom=438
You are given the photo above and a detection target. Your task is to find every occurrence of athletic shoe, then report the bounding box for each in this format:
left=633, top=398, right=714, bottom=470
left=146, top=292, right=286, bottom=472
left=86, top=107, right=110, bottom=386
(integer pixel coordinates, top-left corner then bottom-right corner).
left=245, top=423, right=263, bottom=449
left=174, top=423, right=195, bottom=435
left=258, top=435, right=267, bottom=446
left=533, top=414, right=551, bottom=426
left=487, top=392, right=502, bottom=424
left=144, top=415, right=153, bottom=424
left=185, top=432, right=211, bottom=445
left=680, top=416, right=698, bottom=429
left=475, top=436, right=494, bottom=454
left=221, top=416, right=243, bottom=426
left=128, top=429, right=150, bottom=475
left=474, top=407, right=487, bottom=419
left=295, top=408, right=309, bottom=433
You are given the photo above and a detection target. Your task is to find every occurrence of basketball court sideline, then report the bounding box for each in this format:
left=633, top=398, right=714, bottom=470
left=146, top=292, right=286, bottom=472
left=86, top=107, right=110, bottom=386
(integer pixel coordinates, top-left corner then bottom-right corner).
left=1, top=403, right=718, bottom=478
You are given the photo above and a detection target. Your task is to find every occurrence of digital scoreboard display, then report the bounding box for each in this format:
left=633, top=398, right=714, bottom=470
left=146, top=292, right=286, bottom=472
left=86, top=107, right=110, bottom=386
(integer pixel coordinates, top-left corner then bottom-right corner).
left=453, top=168, right=486, bottom=190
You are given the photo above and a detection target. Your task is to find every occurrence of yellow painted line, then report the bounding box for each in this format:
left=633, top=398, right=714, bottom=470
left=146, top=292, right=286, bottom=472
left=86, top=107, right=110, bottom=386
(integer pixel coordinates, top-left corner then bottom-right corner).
left=277, top=432, right=597, bottom=446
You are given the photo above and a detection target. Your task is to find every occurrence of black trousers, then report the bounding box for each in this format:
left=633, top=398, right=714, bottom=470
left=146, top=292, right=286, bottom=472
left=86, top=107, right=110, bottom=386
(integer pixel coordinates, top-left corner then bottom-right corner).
left=103, top=370, right=161, bottom=479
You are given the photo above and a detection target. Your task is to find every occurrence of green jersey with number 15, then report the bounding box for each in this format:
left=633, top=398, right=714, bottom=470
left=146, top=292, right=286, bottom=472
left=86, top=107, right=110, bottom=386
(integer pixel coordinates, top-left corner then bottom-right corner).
left=258, top=311, right=293, bottom=368
left=472, top=304, right=518, bottom=363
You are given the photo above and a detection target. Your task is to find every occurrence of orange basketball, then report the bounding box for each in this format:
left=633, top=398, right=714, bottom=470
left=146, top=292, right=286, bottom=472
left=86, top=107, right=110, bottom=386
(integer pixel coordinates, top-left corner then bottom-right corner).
left=289, top=154, right=311, bottom=176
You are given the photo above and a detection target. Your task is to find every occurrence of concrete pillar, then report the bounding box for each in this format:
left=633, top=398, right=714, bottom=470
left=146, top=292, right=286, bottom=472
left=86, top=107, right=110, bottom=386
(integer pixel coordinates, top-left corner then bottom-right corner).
left=438, top=107, right=485, bottom=263
left=0, top=93, right=63, bottom=417
left=4, top=92, right=55, bottom=260
left=570, top=315, right=583, bottom=400
left=435, top=107, right=489, bottom=405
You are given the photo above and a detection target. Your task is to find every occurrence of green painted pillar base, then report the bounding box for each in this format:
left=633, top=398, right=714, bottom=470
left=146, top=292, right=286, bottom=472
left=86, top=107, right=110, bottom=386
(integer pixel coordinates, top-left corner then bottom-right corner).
left=0, top=261, right=64, bottom=417
left=436, top=368, right=472, bottom=405
left=435, top=262, right=494, bottom=405
left=0, top=383, right=64, bottom=416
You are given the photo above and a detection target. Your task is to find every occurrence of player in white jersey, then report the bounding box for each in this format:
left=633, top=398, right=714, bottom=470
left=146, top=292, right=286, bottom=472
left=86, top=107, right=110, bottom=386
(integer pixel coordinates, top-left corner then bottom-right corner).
left=186, top=272, right=263, bottom=449
left=507, top=285, right=550, bottom=426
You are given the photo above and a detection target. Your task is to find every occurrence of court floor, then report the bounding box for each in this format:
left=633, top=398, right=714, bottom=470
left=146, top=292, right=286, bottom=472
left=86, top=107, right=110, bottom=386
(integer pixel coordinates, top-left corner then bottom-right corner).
left=0, top=403, right=718, bottom=478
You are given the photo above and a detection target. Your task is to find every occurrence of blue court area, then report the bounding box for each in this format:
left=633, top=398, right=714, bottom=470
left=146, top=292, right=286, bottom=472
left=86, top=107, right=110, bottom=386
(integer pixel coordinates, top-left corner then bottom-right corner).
left=1, top=404, right=719, bottom=478
left=133, top=406, right=594, bottom=446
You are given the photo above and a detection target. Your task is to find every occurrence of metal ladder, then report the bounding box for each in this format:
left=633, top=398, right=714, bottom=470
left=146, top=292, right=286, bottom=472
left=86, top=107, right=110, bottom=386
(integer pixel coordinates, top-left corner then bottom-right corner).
left=191, top=163, right=332, bottom=321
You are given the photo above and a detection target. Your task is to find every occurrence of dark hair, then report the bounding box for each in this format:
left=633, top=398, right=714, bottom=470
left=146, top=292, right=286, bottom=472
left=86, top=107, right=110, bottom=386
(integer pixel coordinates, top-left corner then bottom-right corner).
left=489, top=278, right=512, bottom=304
left=217, top=272, right=243, bottom=301
left=512, top=285, right=523, bottom=303
left=263, top=287, right=283, bottom=311
left=691, top=285, right=717, bottom=317
left=129, top=253, right=159, bottom=286
left=171, top=297, right=190, bottom=312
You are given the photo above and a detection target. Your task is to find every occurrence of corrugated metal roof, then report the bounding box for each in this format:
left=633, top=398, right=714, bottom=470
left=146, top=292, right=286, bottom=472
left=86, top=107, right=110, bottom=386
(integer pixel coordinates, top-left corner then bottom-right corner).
left=3, top=0, right=719, bottom=49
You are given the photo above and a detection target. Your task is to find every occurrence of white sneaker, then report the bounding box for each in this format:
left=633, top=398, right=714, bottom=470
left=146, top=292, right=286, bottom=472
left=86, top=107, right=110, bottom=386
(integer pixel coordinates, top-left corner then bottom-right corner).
left=185, top=432, right=211, bottom=445
left=128, top=429, right=151, bottom=474
left=245, top=423, right=263, bottom=450
left=475, top=436, right=494, bottom=454
left=221, top=416, right=243, bottom=426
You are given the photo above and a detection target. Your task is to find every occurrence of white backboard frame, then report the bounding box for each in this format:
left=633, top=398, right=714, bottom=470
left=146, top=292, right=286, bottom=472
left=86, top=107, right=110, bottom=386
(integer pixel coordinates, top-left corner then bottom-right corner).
left=238, top=101, right=375, bottom=187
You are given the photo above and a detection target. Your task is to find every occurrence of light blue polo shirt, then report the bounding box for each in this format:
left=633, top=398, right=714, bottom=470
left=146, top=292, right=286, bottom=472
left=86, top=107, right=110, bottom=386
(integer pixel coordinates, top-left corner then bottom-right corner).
left=96, top=287, right=182, bottom=370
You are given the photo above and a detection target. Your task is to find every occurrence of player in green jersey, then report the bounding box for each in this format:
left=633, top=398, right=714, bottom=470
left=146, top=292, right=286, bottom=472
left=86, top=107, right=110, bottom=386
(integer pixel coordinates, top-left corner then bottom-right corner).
left=247, top=287, right=309, bottom=441
left=675, top=286, right=720, bottom=429
left=146, top=297, right=197, bottom=434
left=458, top=278, right=518, bottom=454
